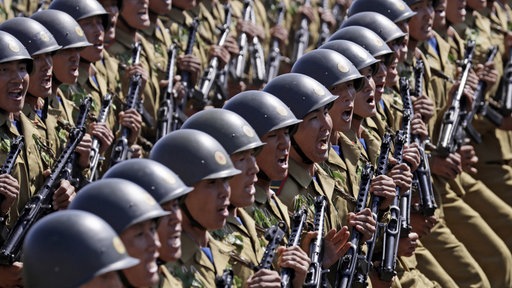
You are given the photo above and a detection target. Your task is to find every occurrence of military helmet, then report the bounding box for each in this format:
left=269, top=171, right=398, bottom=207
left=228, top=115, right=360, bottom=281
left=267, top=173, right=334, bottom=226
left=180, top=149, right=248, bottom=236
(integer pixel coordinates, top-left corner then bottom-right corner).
left=223, top=90, right=302, bottom=138
left=31, top=9, right=92, bottom=50
left=341, top=12, right=406, bottom=44
left=328, top=26, right=393, bottom=59
left=181, top=108, right=265, bottom=155
left=403, top=0, right=423, bottom=6
left=49, top=0, right=110, bottom=29
left=103, top=158, right=193, bottom=205
left=0, top=31, right=33, bottom=73
left=320, top=40, right=379, bottom=75
left=23, top=210, right=139, bottom=288
left=69, top=179, right=170, bottom=234
left=347, top=0, right=416, bottom=23
left=0, top=18, right=61, bottom=57
left=263, top=73, right=338, bottom=120
left=291, top=49, right=364, bottom=91
left=150, top=130, right=241, bottom=187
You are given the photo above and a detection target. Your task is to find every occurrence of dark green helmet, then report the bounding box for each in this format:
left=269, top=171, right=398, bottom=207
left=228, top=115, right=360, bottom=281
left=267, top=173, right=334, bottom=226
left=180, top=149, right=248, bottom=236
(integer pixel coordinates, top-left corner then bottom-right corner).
left=23, top=210, right=139, bottom=288
left=263, top=73, right=338, bottom=120
left=31, top=9, right=92, bottom=49
left=223, top=90, right=302, bottom=138
left=150, top=130, right=241, bottom=187
left=291, top=49, right=364, bottom=91
left=328, top=26, right=393, bottom=59
left=341, top=11, right=406, bottom=44
left=102, top=158, right=193, bottom=205
left=320, top=40, right=379, bottom=74
left=49, top=0, right=110, bottom=29
left=347, top=0, right=416, bottom=23
left=181, top=108, right=265, bottom=155
left=0, top=18, right=61, bottom=57
left=0, top=31, right=33, bottom=73
left=69, top=179, right=170, bottom=234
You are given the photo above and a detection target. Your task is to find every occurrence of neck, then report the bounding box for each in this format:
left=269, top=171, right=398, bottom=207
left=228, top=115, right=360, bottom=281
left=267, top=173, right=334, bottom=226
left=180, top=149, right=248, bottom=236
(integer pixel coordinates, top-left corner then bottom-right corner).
left=118, top=17, right=138, bottom=41
left=182, top=215, right=208, bottom=247
left=290, top=152, right=315, bottom=176
left=351, top=116, right=363, bottom=138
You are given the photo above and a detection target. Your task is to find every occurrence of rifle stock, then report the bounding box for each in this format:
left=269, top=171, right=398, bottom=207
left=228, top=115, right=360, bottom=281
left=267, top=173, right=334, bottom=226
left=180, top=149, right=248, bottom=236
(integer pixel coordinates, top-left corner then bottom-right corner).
left=0, top=136, right=24, bottom=204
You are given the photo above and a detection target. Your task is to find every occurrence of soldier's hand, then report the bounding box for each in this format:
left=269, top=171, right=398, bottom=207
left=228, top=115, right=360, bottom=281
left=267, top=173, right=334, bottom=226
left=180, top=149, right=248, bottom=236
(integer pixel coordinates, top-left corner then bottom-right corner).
left=369, top=268, right=393, bottom=288
left=402, top=143, right=421, bottom=172
left=75, top=133, right=92, bottom=169
left=369, top=174, right=396, bottom=210
left=0, top=174, right=19, bottom=215
left=118, top=109, right=142, bottom=145
left=208, top=45, right=231, bottom=67
left=224, top=35, right=240, bottom=56
left=177, top=54, right=202, bottom=84
left=322, top=227, right=350, bottom=268
left=411, top=115, right=429, bottom=141
left=245, top=269, right=280, bottom=287
left=476, top=60, right=498, bottom=88
left=318, top=7, right=336, bottom=28
left=269, top=24, right=288, bottom=45
left=348, top=209, right=376, bottom=242
left=411, top=210, right=437, bottom=238
left=458, top=144, right=478, bottom=174
left=296, top=4, right=316, bottom=23
left=387, top=161, right=413, bottom=193
left=89, top=122, right=115, bottom=154
left=397, top=232, right=419, bottom=257
left=129, top=144, right=142, bottom=159
left=412, top=94, right=435, bottom=122
left=125, top=63, right=148, bottom=92
left=430, top=153, right=462, bottom=179
left=277, top=245, right=310, bottom=287
left=52, top=179, right=75, bottom=210
left=0, top=261, right=23, bottom=288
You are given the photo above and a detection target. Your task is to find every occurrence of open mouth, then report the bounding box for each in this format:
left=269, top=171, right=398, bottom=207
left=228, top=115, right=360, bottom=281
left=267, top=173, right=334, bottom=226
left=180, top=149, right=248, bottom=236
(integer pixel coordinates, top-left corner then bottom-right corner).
left=277, top=153, right=288, bottom=168
left=318, top=134, right=330, bottom=151
left=342, top=108, right=352, bottom=122
left=41, top=74, right=52, bottom=89
left=8, top=88, right=23, bottom=100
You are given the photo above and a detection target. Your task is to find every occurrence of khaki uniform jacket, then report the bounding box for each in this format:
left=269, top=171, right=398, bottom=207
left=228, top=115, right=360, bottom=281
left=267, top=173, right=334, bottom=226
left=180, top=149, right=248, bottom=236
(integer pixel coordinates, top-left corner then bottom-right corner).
left=395, top=255, right=440, bottom=288
left=157, top=264, right=183, bottom=287
left=245, top=184, right=291, bottom=235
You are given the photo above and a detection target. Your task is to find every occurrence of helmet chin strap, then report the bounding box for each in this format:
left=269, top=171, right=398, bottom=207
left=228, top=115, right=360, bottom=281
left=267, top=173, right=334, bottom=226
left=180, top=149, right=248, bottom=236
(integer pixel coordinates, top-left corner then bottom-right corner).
left=118, top=271, right=136, bottom=288
left=180, top=196, right=207, bottom=231
left=290, top=135, right=313, bottom=165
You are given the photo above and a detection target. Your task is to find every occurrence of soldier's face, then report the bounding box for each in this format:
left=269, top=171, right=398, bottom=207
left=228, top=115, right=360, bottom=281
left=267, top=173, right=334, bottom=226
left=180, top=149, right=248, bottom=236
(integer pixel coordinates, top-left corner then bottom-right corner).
left=229, top=149, right=259, bottom=208
left=80, top=271, right=123, bottom=288
left=408, top=0, right=435, bottom=42
left=28, top=53, right=52, bottom=99
left=52, top=48, right=81, bottom=84
left=100, top=0, right=119, bottom=46
left=256, top=128, right=291, bottom=181
left=446, top=0, right=466, bottom=24
left=157, top=199, right=183, bottom=262
left=121, top=0, right=150, bottom=30
left=149, top=0, right=172, bottom=14
left=78, top=16, right=105, bottom=63
left=373, top=58, right=388, bottom=100
left=387, top=39, right=403, bottom=86
left=329, top=81, right=356, bottom=133
left=292, top=106, right=332, bottom=164
left=186, top=177, right=231, bottom=230
left=353, top=66, right=376, bottom=119
left=433, top=0, right=447, bottom=31
left=120, top=220, right=161, bottom=287
left=0, top=60, right=29, bottom=113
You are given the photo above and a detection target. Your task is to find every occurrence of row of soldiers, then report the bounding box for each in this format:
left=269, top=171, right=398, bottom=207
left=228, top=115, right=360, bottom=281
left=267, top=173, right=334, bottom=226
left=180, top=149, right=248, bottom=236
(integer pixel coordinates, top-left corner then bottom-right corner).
left=0, top=0, right=512, bottom=287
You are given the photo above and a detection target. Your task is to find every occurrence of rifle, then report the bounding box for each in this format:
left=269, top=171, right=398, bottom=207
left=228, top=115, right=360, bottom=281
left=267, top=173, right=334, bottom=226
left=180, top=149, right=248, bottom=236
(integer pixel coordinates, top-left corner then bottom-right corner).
left=249, top=2, right=266, bottom=84
left=266, top=1, right=285, bottom=83
left=496, top=47, right=512, bottom=115
left=281, top=207, right=308, bottom=288
left=335, top=163, right=374, bottom=288
left=110, top=42, right=142, bottom=167
left=156, top=44, right=179, bottom=141
left=0, top=136, right=24, bottom=204
left=195, top=4, right=232, bottom=107
left=376, top=130, right=406, bottom=282
left=231, top=0, right=252, bottom=82
left=466, top=45, right=502, bottom=143
left=179, top=17, right=200, bottom=111
left=255, top=221, right=286, bottom=270
left=292, top=0, right=311, bottom=63
left=215, top=268, right=234, bottom=288
left=0, top=117, right=87, bottom=265
left=316, top=0, right=330, bottom=47
left=303, top=195, right=329, bottom=288
left=88, top=94, right=112, bottom=182
left=436, top=40, right=475, bottom=157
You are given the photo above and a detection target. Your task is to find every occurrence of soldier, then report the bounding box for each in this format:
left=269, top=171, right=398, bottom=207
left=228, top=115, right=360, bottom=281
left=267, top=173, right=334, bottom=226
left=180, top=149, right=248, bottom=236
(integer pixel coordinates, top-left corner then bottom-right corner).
left=150, top=129, right=242, bottom=287
left=69, top=178, right=170, bottom=287
left=103, top=158, right=194, bottom=287
left=22, top=210, right=139, bottom=288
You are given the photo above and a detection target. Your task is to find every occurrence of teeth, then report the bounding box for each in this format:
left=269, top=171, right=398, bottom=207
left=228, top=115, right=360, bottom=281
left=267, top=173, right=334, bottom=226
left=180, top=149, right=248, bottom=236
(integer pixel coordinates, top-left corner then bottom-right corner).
left=147, top=261, right=158, bottom=274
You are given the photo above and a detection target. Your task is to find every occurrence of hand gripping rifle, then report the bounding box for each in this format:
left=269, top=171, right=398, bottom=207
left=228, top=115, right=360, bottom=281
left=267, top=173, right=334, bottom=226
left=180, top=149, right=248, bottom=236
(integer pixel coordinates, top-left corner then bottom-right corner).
left=303, top=195, right=329, bottom=288
left=436, top=40, right=475, bottom=157
left=281, top=207, right=308, bottom=288
left=0, top=136, right=24, bottom=205
left=179, top=17, right=200, bottom=112
left=407, top=65, right=437, bottom=216
left=335, top=163, right=374, bottom=288
left=231, top=0, right=252, bottom=82
left=110, top=42, right=142, bottom=167
left=316, top=0, right=331, bottom=48
left=156, top=44, right=179, bottom=141
left=195, top=3, right=232, bottom=107
left=496, top=47, right=512, bottom=115
left=249, top=2, right=267, bottom=84
left=0, top=113, right=88, bottom=265
left=291, top=0, right=311, bottom=62
left=266, top=1, right=285, bottom=83
left=88, top=94, right=112, bottom=182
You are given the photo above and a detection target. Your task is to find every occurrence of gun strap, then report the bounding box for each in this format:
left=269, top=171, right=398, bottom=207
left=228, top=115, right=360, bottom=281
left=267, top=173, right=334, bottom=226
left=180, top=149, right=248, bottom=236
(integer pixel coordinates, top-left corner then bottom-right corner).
left=117, top=271, right=136, bottom=288
left=180, top=197, right=207, bottom=231
left=290, top=135, right=313, bottom=165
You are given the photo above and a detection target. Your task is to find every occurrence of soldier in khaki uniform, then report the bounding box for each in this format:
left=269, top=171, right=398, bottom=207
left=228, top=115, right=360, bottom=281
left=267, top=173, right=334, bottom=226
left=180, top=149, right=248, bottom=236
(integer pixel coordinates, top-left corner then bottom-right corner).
left=150, top=129, right=243, bottom=287
left=22, top=210, right=139, bottom=288
left=103, top=158, right=196, bottom=287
